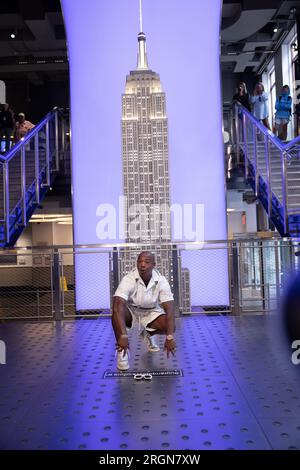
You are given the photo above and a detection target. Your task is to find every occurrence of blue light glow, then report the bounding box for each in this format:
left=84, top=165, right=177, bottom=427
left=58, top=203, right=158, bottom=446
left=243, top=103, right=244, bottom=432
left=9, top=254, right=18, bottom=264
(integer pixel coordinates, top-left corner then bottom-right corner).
left=61, top=0, right=229, bottom=310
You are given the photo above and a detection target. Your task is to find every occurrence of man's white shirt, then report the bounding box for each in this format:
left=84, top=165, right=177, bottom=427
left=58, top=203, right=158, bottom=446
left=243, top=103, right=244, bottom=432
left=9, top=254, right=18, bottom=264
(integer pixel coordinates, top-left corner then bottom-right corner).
left=114, top=268, right=174, bottom=312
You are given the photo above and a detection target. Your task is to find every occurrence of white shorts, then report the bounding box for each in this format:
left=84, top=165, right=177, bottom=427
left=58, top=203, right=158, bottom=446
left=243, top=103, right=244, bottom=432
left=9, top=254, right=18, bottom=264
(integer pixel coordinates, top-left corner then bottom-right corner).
left=127, top=305, right=166, bottom=332
left=275, top=118, right=289, bottom=125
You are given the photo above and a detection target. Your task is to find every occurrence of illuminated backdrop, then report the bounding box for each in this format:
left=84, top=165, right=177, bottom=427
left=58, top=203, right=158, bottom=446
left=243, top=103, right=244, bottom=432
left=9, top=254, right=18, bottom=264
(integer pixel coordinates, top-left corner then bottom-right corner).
left=61, top=0, right=229, bottom=310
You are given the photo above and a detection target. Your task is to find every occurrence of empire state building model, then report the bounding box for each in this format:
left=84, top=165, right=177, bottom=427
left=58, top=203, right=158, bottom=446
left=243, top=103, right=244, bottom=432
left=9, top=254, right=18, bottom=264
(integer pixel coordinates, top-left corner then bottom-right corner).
left=116, top=19, right=190, bottom=312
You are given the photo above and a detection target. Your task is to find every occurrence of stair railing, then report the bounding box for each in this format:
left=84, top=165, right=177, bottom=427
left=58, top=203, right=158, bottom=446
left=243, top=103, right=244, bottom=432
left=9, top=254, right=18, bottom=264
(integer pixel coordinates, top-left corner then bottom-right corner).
left=0, top=108, right=66, bottom=245
left=232, top=102, right=300, bottom=235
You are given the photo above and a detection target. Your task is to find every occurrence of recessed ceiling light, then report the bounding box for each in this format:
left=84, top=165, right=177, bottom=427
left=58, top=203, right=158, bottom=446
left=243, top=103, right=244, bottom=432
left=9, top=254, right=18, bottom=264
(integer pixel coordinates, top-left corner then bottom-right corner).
left=10, top=33, right=16, bottom=39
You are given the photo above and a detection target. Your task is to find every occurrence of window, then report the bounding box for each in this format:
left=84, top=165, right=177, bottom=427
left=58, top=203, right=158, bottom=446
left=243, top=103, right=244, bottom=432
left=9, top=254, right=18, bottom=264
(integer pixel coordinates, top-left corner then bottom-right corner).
left=269, top=66, right=276, bottom=129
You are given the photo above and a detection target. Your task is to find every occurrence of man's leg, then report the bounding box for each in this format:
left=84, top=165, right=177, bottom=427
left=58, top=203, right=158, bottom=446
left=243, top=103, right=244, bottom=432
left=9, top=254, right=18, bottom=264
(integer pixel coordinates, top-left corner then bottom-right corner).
left=262, top=118, right=271, bottom=131
left=282, top=123, right=288, bottom=141
left=146, top=314, right=168, bottom=336
left=112, top=298, right=132, bottom=370
left=112, top=300, right=132, bottom=342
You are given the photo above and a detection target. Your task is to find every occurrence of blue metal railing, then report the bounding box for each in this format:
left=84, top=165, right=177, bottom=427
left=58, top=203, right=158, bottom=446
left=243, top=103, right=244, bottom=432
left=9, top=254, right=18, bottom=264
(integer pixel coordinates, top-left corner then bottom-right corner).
left=0, top=108, right=65, bottom=246
left=232, top=103, right=300, bottom=236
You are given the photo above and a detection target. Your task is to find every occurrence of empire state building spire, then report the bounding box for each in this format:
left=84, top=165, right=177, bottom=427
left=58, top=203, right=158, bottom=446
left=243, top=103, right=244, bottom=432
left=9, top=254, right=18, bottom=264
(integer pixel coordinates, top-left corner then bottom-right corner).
left=137, top=0, right=148, bottom=70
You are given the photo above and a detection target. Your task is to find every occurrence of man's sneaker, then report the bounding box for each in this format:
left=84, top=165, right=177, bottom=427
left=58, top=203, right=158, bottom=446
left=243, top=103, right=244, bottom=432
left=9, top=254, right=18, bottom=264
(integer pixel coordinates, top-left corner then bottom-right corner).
left=117, top=349, right=130, bottom=371
left=141, top=329, right=160, bottom=352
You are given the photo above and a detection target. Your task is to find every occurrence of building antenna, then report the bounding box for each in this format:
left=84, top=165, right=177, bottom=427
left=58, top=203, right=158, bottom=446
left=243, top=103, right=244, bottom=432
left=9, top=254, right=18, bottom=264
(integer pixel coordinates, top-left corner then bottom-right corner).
left=139, top=0, right=143, bottom=32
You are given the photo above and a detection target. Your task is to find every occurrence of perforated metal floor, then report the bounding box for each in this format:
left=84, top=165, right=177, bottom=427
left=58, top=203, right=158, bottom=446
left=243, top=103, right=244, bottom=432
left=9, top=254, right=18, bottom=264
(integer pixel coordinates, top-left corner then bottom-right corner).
left=0, top=316, right=300, bottom=450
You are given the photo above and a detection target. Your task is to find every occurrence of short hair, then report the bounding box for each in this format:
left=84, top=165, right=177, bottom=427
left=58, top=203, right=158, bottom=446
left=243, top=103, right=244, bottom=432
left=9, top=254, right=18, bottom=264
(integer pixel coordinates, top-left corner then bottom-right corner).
left=256, top=82, right=265, bottom=92
left=137, top=251, right=155, bottom=263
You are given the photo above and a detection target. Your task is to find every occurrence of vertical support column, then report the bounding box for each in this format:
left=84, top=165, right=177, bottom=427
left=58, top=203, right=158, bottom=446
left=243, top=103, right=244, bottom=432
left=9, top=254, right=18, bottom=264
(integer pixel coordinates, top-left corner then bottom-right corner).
left=172, top=244, right=180, bottom=315
left=3, top=161, right=10, bottom=244
left=112, top=247, right=119, bottom=293
left=45, top=121, right=50, bottom=186
left=21, top=145, right=26, bottom=226
left=54, top=111, right=59, bottom=172
left=281, top=150, right=289, bottom=235
left=253, top=122, right=258, bottom=196
left=61, top=117, right=66, bottom=161
left=265, top=135, right=272, bottom=221
left=34, top=133, right=40, bottom=205
left=231, top=242, right=240, bottom=315
left=52, top=248, right=62, bottom=321
left=242, top=112, right=248, bottom=180
left=235, top=104, right=240, bottom=165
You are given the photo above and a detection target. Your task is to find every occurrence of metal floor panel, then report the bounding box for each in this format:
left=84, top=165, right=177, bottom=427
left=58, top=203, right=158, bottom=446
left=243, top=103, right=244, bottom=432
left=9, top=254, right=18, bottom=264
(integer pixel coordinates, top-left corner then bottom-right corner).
left=0, top=316, right=300, bottom=450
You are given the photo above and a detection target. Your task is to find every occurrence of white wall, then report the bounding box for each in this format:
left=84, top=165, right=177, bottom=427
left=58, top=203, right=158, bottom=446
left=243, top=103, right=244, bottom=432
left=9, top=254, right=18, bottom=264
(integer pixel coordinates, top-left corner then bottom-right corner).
left=227, top=190, right=257, bottom=237
left=0, top=80, right=5, bottom=104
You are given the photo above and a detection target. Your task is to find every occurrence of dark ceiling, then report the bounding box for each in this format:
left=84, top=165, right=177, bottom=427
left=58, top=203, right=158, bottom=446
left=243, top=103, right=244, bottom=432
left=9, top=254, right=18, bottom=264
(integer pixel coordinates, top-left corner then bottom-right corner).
left=0, top=0, right=299, bottom=84
left=0, top=0, right=67, bottom=83
left=221, top=0, right=300, bottom=74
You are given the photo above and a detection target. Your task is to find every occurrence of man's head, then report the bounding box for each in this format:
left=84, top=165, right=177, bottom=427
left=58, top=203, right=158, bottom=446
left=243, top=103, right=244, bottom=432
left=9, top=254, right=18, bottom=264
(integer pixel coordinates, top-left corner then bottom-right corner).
left=18, top=113, right=25, bottom=123
left=282, top=85, right=290, bottom=95
left=137, top=251, right=155, bottom=279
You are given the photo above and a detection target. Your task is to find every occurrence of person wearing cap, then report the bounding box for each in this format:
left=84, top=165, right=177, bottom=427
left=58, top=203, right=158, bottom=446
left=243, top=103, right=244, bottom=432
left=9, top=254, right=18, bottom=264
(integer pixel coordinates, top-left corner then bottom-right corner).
left=15, top=112, right=35, bottom=142
left=112, top=251, right=176, bottom=370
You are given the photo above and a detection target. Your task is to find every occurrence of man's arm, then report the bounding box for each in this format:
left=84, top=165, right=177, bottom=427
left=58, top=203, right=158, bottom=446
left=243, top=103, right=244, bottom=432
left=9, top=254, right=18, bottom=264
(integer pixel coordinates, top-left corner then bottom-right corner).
left=112, top=296, right=128, bottom=335
left=112, top=296, right=129, bottom=353
left=161, top=300, right=175, bottom=335
left=161, top=300, right=176, bottom=357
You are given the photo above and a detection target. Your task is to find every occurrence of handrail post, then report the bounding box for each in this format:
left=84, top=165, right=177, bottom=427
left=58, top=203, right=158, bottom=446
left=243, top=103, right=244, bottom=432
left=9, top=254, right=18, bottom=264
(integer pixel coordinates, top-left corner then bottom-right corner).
left=3, top=161, right=10, bottom=244
left=172, top=244, right=180, bottom=315
left=242, top=112, right=248, bottom=180
left=265, top=135, right=272, bottom=221
left=231, top=241, right=240, bottom=315
left=46, top=121, right=50, bottom=186
left=54, top=111, right=59, bottom=171
left=61, top=116, right=65, bottom=160
left=281, top=150, right=289, bottom=235
left=253, top=122, right=258, bottom=196
left=234, top=104, right=240, bottom=164
left=52, top=248, right=62, bottom=321
left=21, top=146, right=26, bottom=226
left=34, top=132, right=40, bottom=205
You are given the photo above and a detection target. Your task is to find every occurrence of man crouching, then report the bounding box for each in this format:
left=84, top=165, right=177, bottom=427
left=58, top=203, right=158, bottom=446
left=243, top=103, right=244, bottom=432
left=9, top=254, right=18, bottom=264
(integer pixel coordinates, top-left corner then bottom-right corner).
left=112, top=251, right=176, bottom=370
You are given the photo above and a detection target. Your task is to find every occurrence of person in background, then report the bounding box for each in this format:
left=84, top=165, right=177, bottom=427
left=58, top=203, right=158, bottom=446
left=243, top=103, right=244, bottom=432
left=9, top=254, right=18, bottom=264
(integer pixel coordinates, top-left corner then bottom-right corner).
left=251, top=82, right=271, bottom=130
left=274, top=85, right=292, bottom=141
left=232, top=82, right=251, bottom=112
left=0, top=103, right=15, bottom=153
left=15, top=112, right=35, bottom=142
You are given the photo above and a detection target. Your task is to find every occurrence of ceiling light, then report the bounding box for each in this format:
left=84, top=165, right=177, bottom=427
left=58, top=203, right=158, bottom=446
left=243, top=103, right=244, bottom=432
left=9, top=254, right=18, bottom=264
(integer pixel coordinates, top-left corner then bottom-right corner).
left=273, top=26, right=278, bottom=33
left=10, top=33, right=16, bottom=39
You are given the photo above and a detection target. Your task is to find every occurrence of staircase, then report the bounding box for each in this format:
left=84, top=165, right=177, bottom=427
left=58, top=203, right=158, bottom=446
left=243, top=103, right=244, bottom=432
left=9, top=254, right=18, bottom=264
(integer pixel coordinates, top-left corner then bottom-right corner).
left=0, top=109, right=66, bottom=247
left=234, top=104, right=300, bottom=237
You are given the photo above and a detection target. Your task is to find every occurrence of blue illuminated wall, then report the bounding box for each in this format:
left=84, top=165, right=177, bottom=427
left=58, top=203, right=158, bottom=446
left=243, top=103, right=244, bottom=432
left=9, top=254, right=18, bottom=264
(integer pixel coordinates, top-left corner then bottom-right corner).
left=61, top=0, right=229, bottom=310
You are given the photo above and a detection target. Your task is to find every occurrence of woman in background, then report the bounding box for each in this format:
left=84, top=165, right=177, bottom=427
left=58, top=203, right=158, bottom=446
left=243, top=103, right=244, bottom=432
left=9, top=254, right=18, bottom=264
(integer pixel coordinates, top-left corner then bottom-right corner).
left=251, top=82, right=271, bottom=130
left=274, top=85, right=292, bottom=141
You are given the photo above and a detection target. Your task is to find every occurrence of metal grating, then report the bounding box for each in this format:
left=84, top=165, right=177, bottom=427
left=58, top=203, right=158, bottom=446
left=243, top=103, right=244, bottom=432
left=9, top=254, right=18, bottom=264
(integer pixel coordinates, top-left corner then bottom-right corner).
left=0, top=316, right=300, bottom=450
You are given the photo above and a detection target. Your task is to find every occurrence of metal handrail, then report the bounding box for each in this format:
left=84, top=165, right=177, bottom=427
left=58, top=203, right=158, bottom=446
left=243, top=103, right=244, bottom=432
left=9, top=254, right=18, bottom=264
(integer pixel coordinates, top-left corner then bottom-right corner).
left=0, top=110, right=55, bottom=163
left=233, top=102, right=300, bottom=235
left=0, top=236, right=296, bottom=253
left=0, top=108, right=67, bottom=246
left=235, top=102, right=283, bottom=149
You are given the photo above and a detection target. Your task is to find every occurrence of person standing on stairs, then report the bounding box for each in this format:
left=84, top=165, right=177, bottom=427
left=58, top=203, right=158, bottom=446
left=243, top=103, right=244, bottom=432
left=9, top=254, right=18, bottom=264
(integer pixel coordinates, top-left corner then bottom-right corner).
left=274, top=85, right=292, bottom=142
left=251, top=83, right=271, bottom=131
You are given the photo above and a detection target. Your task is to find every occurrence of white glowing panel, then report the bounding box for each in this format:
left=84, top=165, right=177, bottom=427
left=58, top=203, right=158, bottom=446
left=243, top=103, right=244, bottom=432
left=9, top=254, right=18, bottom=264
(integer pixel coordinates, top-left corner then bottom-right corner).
left=61, top=0, right=229, bottom=310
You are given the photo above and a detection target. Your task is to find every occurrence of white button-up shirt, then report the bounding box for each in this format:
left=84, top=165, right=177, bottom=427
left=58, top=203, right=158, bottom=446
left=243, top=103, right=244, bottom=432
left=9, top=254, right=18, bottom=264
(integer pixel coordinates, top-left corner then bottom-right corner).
left=114, top=268, right=174, bottom=313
